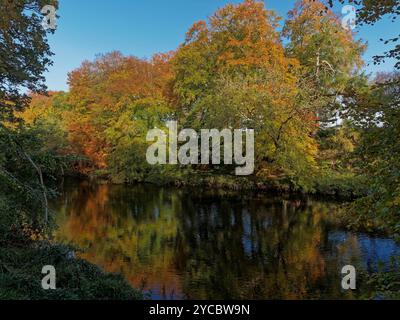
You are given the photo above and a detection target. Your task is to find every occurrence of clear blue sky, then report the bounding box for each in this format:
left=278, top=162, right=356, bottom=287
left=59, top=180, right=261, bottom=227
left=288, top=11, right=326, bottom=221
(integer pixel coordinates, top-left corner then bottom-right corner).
left=45, top=0, right=398, bottom=91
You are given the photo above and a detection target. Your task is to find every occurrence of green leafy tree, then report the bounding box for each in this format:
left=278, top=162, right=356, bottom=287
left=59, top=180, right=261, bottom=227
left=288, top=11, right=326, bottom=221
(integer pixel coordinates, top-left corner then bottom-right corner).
left=0, top=0, right=57, bottom=121
left=342, top=72, right=400, bottom=236
left=0, top=0, right=59, bottom=242
left=283, top=0, right=366, bottom=125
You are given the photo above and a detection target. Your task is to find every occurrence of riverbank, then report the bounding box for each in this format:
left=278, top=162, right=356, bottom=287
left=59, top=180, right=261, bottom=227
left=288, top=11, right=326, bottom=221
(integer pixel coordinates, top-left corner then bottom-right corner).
left=0, top=243, right=143, bottom=300
left=90, top=168, right=365, bottom=200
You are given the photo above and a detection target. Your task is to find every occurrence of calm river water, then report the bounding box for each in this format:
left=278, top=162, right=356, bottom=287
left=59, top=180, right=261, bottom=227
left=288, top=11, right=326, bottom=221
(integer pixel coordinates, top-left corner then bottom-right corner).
left=51, top=180, right=400, bottom=300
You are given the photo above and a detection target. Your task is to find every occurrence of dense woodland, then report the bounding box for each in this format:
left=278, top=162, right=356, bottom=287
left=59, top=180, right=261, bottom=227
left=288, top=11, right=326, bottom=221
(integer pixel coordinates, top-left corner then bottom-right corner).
left=1, top=0, right=400, bottom=299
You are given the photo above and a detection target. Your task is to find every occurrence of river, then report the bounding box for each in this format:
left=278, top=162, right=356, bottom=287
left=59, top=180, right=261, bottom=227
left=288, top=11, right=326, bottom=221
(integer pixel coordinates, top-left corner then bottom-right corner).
left=51, top=179, right=400, bottom=300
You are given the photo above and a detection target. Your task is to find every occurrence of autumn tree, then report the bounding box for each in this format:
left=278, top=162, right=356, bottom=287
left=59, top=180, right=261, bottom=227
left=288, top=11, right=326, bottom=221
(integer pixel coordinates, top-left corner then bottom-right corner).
left=172, top=0, right=321, bottom=189
left=283, top=0, right=366, bottom=125
left=65, top=51, right=173, bottom=172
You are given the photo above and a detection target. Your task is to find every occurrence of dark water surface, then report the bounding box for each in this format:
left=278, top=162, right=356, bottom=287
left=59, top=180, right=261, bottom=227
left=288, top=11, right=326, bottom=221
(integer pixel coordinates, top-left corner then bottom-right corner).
left=51, top=180, right=400, bottom=300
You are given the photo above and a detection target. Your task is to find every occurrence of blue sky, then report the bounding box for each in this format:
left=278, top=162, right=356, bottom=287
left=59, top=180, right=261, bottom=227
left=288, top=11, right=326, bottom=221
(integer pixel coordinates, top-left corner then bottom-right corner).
left=45, top=0, right=398, bottom=91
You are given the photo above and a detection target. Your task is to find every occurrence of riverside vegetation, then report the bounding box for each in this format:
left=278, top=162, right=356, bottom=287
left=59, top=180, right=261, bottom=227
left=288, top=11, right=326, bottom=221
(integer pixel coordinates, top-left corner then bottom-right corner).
left=0, top=0, right=142, bottom=300
left=1, top=0, right=400, bottom=299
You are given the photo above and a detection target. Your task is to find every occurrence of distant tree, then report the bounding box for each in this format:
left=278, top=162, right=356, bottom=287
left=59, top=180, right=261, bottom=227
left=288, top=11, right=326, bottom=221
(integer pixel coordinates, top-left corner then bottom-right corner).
left=65, top=51, right=173, bottom=170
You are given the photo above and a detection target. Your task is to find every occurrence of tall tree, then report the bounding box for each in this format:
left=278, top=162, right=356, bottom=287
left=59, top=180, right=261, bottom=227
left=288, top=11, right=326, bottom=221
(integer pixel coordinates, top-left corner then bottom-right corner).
left=172, top=0, right=320, bottom=189
left=0, top=0, right=59, bottom=238
left=283, top=0, right=366, bottom=125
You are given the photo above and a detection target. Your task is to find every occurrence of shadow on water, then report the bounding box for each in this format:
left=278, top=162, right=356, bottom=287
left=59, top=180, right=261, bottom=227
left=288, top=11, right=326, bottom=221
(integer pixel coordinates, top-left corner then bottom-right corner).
left=51, top=179, right=400, bottom=300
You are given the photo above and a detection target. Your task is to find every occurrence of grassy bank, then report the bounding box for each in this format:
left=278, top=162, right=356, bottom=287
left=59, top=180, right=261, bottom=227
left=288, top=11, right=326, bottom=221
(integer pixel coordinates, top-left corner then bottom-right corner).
left=0, top=243, right=143, bottom=300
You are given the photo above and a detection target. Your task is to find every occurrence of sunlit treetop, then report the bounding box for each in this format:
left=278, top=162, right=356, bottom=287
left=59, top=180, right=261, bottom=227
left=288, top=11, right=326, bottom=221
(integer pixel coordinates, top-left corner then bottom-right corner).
left=173, top=0, right=299, bottom=107
left=283, top=0, right=366, bottom=93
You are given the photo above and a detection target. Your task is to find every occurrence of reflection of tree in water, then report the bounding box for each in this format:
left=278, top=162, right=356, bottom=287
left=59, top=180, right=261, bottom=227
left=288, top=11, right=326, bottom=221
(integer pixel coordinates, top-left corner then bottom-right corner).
left=53, top=181, right=361, bottom=299
left=54, top=181, right=183, bottom=299
left=176, top=195, right=347, bottom=299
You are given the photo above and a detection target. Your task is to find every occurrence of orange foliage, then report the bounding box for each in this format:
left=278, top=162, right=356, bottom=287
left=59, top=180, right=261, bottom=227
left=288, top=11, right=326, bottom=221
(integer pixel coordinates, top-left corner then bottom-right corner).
left=65, top=51, right=173, bottom=170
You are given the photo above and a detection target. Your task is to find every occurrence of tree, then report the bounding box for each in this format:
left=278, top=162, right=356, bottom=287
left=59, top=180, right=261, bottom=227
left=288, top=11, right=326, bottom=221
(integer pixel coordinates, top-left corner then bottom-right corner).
left=0, top=0, right=57, bottom=121
left=171, top=0, right=328, bottom=189
left=322, top=1, right=400, bottom=235
left=65, top=51, right=173, bottom=171
left=0, top=0, right=59, bottom=241
left=172, top=0, right=296, bottom=114
left=283, top=0, right=366, bottom=125
left=342, top=72, right=400, bottom=236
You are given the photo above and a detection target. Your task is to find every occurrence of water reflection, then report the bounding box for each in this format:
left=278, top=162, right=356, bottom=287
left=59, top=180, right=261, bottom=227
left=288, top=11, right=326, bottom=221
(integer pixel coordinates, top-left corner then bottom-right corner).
left=52, top=180, right=400, bottom=300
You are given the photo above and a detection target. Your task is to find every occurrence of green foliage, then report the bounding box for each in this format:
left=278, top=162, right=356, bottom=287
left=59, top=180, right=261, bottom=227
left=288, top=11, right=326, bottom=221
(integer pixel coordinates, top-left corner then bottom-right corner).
left=105, top=97, right=173, bottom=183
left=0, top=244, right=143, bottom=300
left=337, top=73, right=400, bottom=237
left=0, top=124, right=66, bottom=244
left=0, top=0, right=58, bottom=121
left=21, top=92, right=71, bottom=154
left=314, top=123, right=365, bottom=197
left=359, top=257, right=400, bottom=300
left=0, top=0, right=61, bottom=243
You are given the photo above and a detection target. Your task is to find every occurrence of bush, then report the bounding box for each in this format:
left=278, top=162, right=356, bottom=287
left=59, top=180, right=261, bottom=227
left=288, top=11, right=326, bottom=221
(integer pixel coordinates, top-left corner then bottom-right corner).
left=0, top=244, right=143, bottom=300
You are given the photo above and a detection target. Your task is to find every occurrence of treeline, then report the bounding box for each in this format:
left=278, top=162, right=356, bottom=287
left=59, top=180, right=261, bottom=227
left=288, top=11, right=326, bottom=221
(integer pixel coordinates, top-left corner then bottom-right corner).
left=11, top=0, right=400, bottom=234
left=22, top=0, right=364, bottom=189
